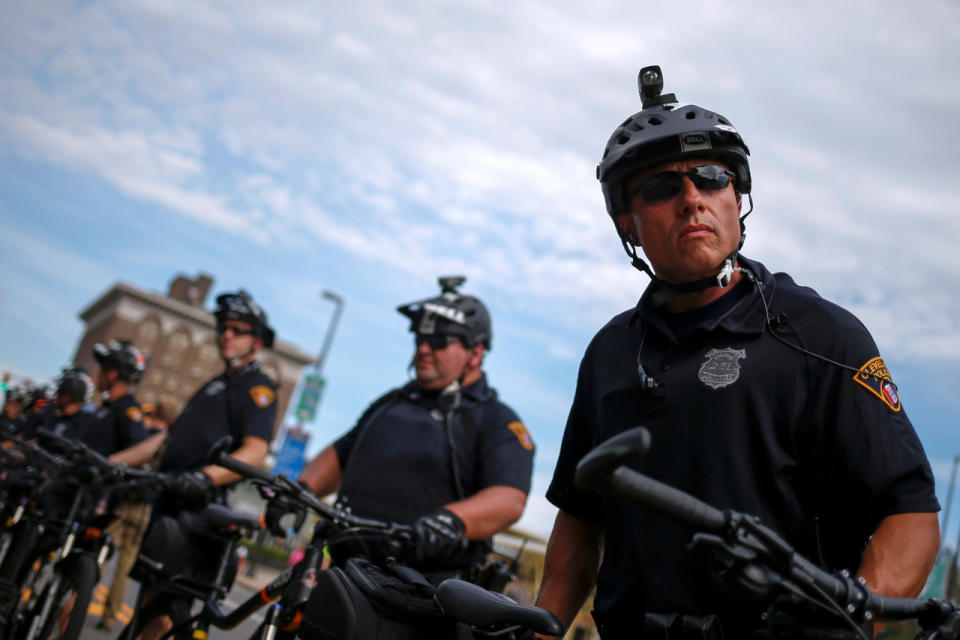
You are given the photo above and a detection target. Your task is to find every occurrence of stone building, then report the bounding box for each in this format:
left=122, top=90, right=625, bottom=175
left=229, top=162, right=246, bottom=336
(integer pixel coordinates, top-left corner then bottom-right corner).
left=71, top=273, right=313, bottom=437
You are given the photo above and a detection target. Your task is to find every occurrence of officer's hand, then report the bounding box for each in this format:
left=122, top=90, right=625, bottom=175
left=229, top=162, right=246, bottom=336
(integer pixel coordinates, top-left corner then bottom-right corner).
left=263, top=493, right=306, bottom=537
left=166, top=470, right=213, bottom=501
left=412, top=508, right=467, bottom=565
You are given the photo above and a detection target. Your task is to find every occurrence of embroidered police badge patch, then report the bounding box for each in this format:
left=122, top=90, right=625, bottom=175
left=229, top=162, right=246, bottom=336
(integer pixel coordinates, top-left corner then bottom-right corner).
left=853, top=357, right=901, bottom=412
left=249, top=385, right=276, bottom=408
left=698, top=347, right=746, bottom=390
left=507, top=421, right=535, bottom=451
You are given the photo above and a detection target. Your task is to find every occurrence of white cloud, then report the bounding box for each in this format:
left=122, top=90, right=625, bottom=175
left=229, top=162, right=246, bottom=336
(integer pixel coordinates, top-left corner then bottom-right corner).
left=1, top=1, right=959, bottom=404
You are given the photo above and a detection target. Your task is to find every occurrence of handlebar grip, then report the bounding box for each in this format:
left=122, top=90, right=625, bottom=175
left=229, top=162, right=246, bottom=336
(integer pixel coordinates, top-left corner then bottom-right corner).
left=211, top=448, right=276, bottom=483
left=575, top=426, right=651, bottom=492
left=608, top=466, right=727, bottom=532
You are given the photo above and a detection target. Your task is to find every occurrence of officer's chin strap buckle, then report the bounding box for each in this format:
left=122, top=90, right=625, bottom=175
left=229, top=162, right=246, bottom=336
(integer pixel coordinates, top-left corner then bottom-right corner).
left=716, top=259, right=735, bottom=288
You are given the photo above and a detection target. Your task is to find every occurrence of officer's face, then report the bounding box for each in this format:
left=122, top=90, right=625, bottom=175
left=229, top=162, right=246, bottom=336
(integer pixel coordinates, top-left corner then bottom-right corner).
left=217, top=319, right=262, bottom=363
left=618, top=158, right=741, bottom=285
left=96, top=368, right=116, bottom=393
left=3, top=401, right=21, bottom=419
left=412, top=336, right=480, bottom=390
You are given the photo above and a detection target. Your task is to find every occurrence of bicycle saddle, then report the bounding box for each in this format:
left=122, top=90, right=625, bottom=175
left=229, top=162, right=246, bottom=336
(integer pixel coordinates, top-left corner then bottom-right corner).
left=436, top=578, right=563, bottom=636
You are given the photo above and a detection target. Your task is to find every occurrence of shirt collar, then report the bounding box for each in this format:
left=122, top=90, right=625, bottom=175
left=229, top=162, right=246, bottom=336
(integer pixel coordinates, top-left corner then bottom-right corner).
left=628, top=255, right=774, bottom=338
left=402, top=373, right=491, bottom=403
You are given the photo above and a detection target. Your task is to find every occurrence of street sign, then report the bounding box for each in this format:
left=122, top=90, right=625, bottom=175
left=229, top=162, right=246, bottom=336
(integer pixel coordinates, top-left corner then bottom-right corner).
left=273, top=427, right=310, bottom=479
left=295, top=373, right=325, bottom=424
left=921, top=548, right=951, bottom=599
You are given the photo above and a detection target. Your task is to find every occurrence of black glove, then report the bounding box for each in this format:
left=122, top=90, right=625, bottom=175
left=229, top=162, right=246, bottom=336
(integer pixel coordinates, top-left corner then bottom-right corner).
left=166, top=470, right=213, bottom=501
left=263, top=493, right=306, bottom=537
left=412, top=508, right=466, bottom=565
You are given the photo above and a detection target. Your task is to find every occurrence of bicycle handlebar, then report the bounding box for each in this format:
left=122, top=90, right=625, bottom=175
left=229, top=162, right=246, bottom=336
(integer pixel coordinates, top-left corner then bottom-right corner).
left=206, top=436, right=411, bottom=535
left=34, top=428, right=169, bottom=490
left=574, top=426, right=957, bottom=630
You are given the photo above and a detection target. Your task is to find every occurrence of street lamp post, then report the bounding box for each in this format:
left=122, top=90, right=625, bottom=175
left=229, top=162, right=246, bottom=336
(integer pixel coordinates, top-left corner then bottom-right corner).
left=315, top=290, right=344, bottom=379
left=250, top=289, right=344, bottom=578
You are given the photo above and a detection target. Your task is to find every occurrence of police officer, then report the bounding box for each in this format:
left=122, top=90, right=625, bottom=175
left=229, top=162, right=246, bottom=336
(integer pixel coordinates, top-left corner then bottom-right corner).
left=88, top=340, right=152, bottom=630
left=111, top=289, right=278, bottom=497
left=299, top=276, right=535, bottom=574
left=535, top=66, right=939, bottom=638
left=42, top=367, right=99, bottom=442
left=110, top=290, right=278, bottom=640
left=86, top=340, right=150, bottom=456
left=0, top=387, right=27, bottom=436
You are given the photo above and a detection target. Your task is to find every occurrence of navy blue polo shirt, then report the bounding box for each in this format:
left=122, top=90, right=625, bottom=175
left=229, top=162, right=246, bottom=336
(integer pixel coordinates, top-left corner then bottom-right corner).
left=78, top=394, right=149, bottom=456
left=160, top=361, right=277, bottom=472
left=546, top=256, right=938, bottom=635
left=333, top=375, right=534, bottom=568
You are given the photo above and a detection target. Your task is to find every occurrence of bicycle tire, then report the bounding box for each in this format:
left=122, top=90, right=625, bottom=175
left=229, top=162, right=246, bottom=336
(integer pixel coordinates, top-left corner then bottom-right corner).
left=21, top=554, right=97, bottom=640
left=119, top=595, right=193, bottom=640
left=58, top=554, right=98, bottom=640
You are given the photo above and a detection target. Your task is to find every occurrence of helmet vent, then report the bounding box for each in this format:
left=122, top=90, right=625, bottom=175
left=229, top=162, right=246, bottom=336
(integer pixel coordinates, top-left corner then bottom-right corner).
left=648, top=116, right=662, bottom=126
left=617, top=134, right=630, bottom=145
left=685, top=110, right=696, bottom=119
left=718, top=117, right=730, bottom=125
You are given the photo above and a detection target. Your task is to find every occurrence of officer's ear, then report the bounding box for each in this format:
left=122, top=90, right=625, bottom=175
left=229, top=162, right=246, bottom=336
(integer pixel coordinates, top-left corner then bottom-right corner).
left=467, top=344, right=484, bottom=369
left=617, top=213, right=641, bottom=246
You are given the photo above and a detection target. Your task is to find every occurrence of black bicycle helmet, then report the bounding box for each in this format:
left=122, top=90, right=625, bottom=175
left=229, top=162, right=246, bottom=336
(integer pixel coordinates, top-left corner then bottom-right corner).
left=598, top=65, right=754, bottom=302
left=397, top=276, right=492, bottom=350
left=214, top=290, right=275, bottom=348
left=4, top=387, right=25, bottom=405
left=598, top=65, right=751, bottom=220
left=93, top=340, right=147, bottom=383
left=25, top=386, right=52, bottom=410
left=57, top=367, right=94, bottom=404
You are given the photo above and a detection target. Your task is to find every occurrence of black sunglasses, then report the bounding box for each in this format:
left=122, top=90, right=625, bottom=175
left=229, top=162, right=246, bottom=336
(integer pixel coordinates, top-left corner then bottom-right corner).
left=217, top=323, right=257, bottom=337
left=629, top=164, right=735, bottom=203
left=415, top=334, right=461, bottom=350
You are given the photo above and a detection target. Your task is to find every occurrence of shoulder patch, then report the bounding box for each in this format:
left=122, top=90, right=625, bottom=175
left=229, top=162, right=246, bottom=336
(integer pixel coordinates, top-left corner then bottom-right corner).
left=852, top=357, right=901, bottom=412
left=249, top=385, right=276, bottom=409
left=506, top=421, right=535, bottom=451
left=125, top=406, right=144, bottom=423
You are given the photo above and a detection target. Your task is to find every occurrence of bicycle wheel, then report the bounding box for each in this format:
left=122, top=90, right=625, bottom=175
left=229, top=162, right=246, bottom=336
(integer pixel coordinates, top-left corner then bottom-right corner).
left=118, top=595, right=192, bottom=640
left=58, top=554, right=97, bottom=640
left=25, top=554, right=97, bottom=640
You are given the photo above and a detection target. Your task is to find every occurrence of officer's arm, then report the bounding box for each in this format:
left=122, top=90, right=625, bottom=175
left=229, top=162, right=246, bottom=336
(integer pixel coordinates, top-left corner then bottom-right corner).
left=534, top=509, right=603, bottom=638
left=445, top=485, right=527, bottom=539
left=857, top=511, right=939, bottom=598
left=298, top=444, right=343, bottom=497
left=202, top=434, right=269, bottom=486
left=108, top=431, right=166, bottom=466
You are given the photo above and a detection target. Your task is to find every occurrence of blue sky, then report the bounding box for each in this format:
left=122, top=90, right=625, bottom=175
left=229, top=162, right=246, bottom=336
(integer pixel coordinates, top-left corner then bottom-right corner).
left=2, top=1, right=959, bottom=540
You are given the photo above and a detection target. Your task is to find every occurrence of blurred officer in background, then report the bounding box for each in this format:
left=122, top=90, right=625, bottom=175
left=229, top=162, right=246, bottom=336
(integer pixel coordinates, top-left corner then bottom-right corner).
left=300, top=276, right=535, bottom=580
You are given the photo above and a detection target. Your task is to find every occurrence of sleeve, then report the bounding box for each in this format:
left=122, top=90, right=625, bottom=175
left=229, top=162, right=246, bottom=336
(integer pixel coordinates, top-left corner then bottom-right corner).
left=798, top=309, right=939, bottom=540
left=117, top=403, right=149, bottom=450
left=545, top=340, right=605, bottom=524
left=239, top=376, right=278, bottom=443
left=474, top=402, right=535, bottom=494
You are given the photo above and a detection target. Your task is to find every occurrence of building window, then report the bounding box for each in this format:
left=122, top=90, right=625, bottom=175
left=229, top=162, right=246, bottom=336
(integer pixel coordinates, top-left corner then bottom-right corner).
left=135, top=316, right=162, bottom=356
left=160, top=328, right=191, bottom=368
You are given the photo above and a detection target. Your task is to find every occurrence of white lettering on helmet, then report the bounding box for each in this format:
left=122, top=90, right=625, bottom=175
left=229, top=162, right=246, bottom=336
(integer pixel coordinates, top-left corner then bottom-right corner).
left=423, top=302, right=466, bottom=324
